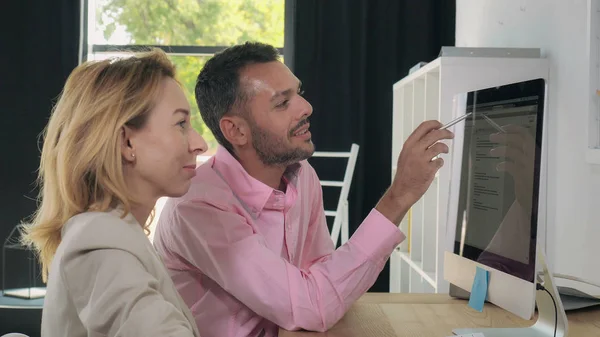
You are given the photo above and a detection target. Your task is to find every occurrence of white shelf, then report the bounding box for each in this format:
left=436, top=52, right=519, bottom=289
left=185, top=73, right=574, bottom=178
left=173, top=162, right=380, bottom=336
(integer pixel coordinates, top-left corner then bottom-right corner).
left=586, top=148, right=600, bottom=164
left=398, top=251, right=436, bottom=288
left=389, top=52, right=549, bottom=294
left=393, top=60, right=441, bottom=90
left=390, top=250, right=437, bottom=294
left=587, top=0, right=600, bottom=163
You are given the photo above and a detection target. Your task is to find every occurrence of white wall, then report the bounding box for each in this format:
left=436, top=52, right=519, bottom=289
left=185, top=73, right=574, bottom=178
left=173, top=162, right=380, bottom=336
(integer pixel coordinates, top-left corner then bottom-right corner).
left=456, top=0, right=600, bottom=290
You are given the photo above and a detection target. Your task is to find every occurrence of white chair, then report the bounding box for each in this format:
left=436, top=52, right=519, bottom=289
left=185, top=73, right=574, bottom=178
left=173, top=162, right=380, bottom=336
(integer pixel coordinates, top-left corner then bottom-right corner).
left=312, top=144, right=359, bottom=246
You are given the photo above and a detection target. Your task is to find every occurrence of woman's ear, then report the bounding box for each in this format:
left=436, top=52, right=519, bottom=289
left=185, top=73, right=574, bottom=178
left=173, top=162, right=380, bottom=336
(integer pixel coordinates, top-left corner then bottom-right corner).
left=220, top=115, right=250, bottom=147
left=120, top=126, right=136, bottom=163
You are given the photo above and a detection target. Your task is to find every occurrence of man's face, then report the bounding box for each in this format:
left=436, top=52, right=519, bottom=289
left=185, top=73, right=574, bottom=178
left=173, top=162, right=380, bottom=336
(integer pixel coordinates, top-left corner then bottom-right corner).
left=241, top=61, right=314, bottom=166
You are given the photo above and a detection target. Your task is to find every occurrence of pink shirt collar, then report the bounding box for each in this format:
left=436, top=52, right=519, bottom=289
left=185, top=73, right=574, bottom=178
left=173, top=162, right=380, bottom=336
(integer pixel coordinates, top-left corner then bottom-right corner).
left=212, top=145, right=302, bottom=215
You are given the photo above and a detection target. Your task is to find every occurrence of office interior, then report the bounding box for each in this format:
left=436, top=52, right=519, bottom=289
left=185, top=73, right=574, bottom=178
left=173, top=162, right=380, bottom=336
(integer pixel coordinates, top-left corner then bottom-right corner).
left=1, top=0, right=599, bottom=336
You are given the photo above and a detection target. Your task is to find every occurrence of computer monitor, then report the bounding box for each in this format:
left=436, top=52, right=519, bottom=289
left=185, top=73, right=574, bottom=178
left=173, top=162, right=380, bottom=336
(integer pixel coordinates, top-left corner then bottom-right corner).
left=443, top=79, right=546, bottom=321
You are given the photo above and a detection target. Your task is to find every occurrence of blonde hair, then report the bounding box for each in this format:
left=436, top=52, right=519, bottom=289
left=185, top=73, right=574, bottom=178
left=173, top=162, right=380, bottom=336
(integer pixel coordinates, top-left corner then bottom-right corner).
left=21, top=48, right=176, bottom=281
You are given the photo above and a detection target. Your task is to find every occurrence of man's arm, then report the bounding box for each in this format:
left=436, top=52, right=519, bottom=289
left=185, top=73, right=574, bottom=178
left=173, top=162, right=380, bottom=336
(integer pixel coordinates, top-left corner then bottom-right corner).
left=165, top=120, right=452, bottom=332
left=168, top=198, right=403, bottom=332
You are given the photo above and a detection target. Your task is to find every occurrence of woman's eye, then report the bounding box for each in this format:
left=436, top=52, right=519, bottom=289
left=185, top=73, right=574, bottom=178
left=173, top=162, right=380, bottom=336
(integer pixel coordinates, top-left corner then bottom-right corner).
left=178, top=120, right=187, bottom=129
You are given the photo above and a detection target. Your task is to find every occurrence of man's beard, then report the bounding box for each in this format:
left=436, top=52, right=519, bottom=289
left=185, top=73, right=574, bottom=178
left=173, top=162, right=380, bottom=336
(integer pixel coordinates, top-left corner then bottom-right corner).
left=249, top=118, right=314, bottom=166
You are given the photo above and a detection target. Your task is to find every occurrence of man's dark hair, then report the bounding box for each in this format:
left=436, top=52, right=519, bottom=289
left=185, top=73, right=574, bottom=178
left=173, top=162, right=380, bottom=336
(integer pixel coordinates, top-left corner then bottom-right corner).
left=195, top=41, right=280, bottom=153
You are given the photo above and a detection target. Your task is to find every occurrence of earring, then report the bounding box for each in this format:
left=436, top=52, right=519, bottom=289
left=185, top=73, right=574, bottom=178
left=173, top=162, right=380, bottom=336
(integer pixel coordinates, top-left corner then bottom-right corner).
left=131, top=153, right=135, bottom=158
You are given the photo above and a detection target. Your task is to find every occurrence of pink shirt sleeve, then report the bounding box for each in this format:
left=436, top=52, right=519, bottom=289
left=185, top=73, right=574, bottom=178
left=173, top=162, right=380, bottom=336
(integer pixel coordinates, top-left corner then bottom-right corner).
left=167, top=194, right=404, bottom=332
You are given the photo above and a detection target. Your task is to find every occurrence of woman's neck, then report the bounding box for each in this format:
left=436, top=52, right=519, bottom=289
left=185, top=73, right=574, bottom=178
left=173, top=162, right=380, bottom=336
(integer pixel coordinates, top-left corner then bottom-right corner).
left=129, top=203, right=154, bottom=227
left=122, top=166, right=159, bottom=227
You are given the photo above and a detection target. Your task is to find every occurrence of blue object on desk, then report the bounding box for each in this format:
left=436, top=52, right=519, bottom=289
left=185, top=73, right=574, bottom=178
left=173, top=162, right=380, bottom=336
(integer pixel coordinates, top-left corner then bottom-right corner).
left=468, top=266, right=489, bottom=312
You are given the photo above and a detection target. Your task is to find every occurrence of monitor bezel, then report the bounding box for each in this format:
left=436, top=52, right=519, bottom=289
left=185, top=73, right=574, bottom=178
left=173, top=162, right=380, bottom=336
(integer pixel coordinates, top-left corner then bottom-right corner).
left=444, top=78, right=547, bottom=321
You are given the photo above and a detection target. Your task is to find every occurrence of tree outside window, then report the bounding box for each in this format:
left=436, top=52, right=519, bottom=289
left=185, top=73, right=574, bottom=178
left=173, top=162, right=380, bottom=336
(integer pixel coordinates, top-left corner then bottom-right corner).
left=88, top=0, right=286, bottom=156
left=86, top=0, right=287, bottom=238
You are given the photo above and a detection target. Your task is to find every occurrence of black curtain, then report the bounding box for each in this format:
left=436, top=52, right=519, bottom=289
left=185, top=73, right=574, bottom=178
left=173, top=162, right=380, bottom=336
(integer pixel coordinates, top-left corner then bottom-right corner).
left=0, top=1, right=80, bottom=335
left=294, top=0, right=455, bottom=292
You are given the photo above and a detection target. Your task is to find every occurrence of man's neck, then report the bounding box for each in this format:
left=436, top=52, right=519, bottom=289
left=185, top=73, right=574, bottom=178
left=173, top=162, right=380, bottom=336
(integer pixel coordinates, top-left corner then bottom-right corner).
left=236, top=152, right=287, bottom=190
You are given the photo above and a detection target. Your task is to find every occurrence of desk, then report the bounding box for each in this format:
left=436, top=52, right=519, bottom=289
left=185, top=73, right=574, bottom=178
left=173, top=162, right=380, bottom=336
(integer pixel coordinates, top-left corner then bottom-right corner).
left=279, top=293, right=600, bottom=337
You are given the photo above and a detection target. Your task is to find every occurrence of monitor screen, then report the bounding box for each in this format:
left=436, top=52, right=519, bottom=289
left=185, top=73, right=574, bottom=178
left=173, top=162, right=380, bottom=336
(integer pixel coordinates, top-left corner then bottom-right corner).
left=452, top=79, right=545, bottom=283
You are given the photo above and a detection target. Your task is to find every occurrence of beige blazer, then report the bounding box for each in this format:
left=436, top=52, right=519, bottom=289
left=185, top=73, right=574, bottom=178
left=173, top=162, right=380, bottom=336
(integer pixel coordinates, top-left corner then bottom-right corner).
left=41, top=209, right=200, bottom=337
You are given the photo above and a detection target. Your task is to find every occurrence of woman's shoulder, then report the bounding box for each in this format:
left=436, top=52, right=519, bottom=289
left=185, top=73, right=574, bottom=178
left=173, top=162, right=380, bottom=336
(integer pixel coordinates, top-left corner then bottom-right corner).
left=60, top=209, right=148, bottom=256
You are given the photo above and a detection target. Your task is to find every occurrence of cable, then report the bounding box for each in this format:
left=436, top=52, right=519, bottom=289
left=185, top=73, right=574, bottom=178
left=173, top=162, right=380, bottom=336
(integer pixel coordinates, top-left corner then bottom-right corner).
left=537, top=283, right=557, bottom=337
left=536, top=271, right=600, bottom=291
left=552, top=273, right=600, bottom=290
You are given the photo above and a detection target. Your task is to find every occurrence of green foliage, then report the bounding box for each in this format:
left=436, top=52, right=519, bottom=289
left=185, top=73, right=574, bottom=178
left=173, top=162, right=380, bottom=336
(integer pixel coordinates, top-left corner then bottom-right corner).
left=95, top=0, right=284, bottom=153
left=169, top=55, right=215, bottom=146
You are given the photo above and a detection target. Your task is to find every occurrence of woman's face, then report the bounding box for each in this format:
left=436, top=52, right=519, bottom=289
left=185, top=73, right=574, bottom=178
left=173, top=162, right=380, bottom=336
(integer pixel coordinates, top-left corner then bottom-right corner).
left=123, top=77, right=207, bottom=201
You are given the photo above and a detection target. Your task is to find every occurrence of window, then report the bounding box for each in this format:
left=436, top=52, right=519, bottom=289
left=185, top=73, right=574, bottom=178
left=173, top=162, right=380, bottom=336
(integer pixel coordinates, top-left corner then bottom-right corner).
left=84, top=0, right=293, bottom=238
left=84, top=0, right=290, bottom=156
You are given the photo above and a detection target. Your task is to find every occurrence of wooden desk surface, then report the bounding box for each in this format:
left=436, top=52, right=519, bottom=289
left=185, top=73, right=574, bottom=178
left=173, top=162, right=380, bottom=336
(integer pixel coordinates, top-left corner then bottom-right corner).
left=279, top=293, right=600, bottom=337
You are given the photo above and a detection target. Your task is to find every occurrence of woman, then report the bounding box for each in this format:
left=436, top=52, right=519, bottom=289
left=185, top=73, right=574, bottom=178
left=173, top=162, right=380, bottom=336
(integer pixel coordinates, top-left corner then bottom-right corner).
left=21, top=49, right=206, bottom=336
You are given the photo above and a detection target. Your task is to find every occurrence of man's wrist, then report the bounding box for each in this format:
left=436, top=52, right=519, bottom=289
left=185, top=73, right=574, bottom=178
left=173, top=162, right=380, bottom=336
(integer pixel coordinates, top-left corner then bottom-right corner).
left=375, top=189, right=412, bottom=226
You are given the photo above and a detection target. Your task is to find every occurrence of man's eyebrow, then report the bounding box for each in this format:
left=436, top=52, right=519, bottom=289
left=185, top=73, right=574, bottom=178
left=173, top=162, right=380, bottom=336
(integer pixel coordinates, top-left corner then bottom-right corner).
left=270, top=81, right=303, bottom=102
left=270, top=89, right=293, bottom=102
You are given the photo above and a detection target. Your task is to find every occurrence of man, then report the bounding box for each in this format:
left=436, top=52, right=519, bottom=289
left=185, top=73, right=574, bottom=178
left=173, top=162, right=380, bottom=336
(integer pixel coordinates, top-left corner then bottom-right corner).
left=154, top=42, right=453, bottom=337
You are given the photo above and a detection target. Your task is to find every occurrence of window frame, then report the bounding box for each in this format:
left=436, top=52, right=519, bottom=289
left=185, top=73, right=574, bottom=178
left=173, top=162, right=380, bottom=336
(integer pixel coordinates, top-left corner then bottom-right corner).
left=80, top=0, right=296, bottom=238
left=80, top=0, right=295, bottom=157
left=80, top=0, right=294, bottom=66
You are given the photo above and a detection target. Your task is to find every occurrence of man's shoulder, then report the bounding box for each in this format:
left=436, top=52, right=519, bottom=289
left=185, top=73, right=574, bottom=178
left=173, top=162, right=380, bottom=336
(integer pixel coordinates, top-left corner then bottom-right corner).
left=298, top=159, right=314, bottom=171
left=169, top=162, right=236, bottom=208
left=189, top=159, right=319, bottom=194
left=297, top=159, right=320, bottom=184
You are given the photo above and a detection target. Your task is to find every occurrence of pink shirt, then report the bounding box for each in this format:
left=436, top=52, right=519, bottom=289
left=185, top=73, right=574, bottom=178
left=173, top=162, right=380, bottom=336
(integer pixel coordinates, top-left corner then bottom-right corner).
left=154, top=146, right=405, bottom=337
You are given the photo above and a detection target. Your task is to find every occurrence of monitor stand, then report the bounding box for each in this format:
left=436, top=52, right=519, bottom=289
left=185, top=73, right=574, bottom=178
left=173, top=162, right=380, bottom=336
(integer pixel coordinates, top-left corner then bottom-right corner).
left=452, top=249, right=569, bottom=337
